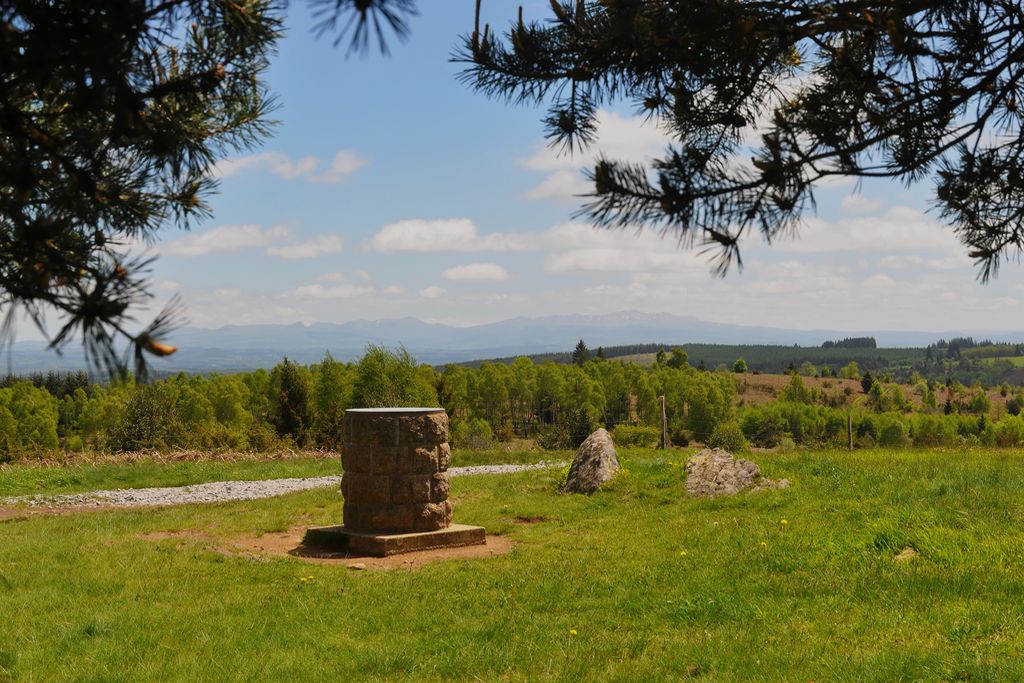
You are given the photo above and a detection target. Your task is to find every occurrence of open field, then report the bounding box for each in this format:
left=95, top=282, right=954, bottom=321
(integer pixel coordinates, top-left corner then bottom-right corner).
left=3, top=447, right=1024, bottom=680
left=0, top=449, right=557, bottom=499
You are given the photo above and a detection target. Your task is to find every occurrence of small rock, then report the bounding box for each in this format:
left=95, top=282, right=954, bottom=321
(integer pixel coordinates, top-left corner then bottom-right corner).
left=348, top=562, right=367, bottom=571
left=684, top=448, right=788, bottom=498
left=563, top=429, right=619, bottom=494
left=894, top=547, right=918, bottom=563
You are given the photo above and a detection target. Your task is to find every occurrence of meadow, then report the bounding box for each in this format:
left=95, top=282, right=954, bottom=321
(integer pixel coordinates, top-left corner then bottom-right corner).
left=3, top=447, right=1024, bottom=681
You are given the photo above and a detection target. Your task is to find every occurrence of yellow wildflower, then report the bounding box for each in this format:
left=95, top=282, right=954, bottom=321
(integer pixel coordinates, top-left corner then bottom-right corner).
left=569, top=629, right=578, bottom=636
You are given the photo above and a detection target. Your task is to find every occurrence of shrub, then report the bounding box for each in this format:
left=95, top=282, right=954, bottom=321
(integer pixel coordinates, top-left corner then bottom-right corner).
left=536, top=424, right=570, bottom=450
left=994, top=415, right=1024, bottom=447
left=776, top=436, right=797, bottom=452
left=612, top=424, right=660, bottom=448
left=910, top=414, right=957, bottom=447
left=877, top=419, right=911, bottom=448
left=706, top=421, right=747, bottom=452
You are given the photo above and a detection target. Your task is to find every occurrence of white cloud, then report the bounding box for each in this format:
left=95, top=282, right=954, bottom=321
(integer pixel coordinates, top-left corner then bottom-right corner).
left=160, top=224, right=347, bottom=260
left=774, top=206, right=961, bottom=255
left=266, top=235, right=344, bottom=259
left=519, top=110, right=671, bottom=202
left=841, top=194, right=888, bottom=215
left=309, top=150, right=369, bottom=183
left=160, top=224, right=291, bottom=256
left=292, top=284, right=374, bottom=299
left=419, top=286, right=447, bottom=299
left=215, top=152, right=318, bottom=180
left=441, top=263, right=511, bottom=281
left=366, top=219, right=530, bottom=252
left=522, top=169, right=592, bottom=201
left=215, top=149, right=367, bottom=184
left=535, top=221, right=709, bottom=276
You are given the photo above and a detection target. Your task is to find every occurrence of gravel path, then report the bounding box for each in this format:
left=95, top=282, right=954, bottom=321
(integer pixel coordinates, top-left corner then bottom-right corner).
left=3, top=461, right=566, bottom=509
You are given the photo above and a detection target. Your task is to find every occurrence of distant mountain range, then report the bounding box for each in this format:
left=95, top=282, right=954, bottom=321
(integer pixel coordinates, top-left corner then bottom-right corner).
left=5, top=310, right=1024, bottom=373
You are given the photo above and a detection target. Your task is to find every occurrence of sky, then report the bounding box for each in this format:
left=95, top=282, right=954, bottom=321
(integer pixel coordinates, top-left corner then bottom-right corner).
left=119, top=2, right=1024, bottom=337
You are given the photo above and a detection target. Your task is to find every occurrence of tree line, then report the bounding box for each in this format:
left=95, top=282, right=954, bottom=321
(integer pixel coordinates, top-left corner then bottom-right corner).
left=4, top=344, right=1024, bottom=462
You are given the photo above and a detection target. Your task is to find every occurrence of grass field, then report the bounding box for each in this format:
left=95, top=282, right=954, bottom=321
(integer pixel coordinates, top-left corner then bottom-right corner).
left=0, top=448, right=557, bottom=498
left=3, top=447, right=1024, bottom=680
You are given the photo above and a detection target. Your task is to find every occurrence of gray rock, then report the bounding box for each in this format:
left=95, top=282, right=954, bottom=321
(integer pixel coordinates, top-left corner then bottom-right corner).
left=684, top=448, right=790, bottom=497
left=564, top=428, right=619, bottom=494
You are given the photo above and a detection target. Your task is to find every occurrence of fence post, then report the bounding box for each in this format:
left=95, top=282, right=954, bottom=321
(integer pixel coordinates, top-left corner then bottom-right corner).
left=659, top=395, right=668, bottom=449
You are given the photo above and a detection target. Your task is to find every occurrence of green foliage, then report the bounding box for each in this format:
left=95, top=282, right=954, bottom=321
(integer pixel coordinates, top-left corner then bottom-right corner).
left=994, top=416, right=1024, bottom=447
left=272, top=358, right=313, bottom=446
left=0, top=1, right=281, bottom=374
left=877, top=419, right=911, bottom=448
left=611, top=424, right=660, bottom=448
left=732, top=357, right=748, bottom=373
left=968, top=389, right=992, bottom=415
left=706, top=421, right=747, bottom=452
left=352, top=346, right=438, bottom=408
left=462, top=2, right=1024, bottom=282
left=667, top=348, right=689, bottom=369
left=450, top=418, right=494, bottom=450
left=840, top=362, right=861, bottom=380
left=780, top=374, right=813, bottom=404
left=572, top=339, right=591, bottom=366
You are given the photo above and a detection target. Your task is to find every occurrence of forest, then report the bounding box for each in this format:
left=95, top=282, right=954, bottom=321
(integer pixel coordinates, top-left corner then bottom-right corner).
left=2, top=344, right=1024, bottom=462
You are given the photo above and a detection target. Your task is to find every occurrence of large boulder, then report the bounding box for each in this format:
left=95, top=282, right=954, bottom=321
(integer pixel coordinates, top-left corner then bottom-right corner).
left=684, top=448, right=789, bottom=497
left=563, top=428, right=619, bottom=494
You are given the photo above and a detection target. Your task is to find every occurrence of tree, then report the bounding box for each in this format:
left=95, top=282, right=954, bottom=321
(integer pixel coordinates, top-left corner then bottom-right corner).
left=780, top=374, right=812, bottom=404
left=667, top=347, right=688, bottom=369
left=861, top=371, right=875, bottom=395
left=0, top=1, right=417, bottom=375
left=272, top=357, right=312, bottom=445
left=351, top=345, right=437, bottom=408
left=840, top=362, right=861, bottom=380
left=732, top=357, right=747, bottom=374
left=460, top=2, right=1024, bottom=280
left=0, top=1, right=282, bottom=375
left=572, top=339, right=591, bottom=366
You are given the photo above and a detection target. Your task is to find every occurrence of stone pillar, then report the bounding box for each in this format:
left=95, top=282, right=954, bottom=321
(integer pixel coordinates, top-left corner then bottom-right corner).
left=341, top=408, right=453, bottom=533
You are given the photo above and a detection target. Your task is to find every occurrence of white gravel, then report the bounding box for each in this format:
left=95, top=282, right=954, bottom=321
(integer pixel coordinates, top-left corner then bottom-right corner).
left=4, top=461, right=566, bottom=509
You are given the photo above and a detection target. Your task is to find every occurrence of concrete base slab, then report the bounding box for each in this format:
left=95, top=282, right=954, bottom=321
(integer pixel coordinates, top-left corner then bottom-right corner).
left=302, top=523, right=486, bottom=557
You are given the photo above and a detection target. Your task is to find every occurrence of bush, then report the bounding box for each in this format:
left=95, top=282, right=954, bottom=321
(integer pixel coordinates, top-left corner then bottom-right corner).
left=910, top=414, right=957, bottom=447
left=877, top=419, right=911, bottom=448
left=706, top=421, right=747, bottom=452
left=994, top=415, right=1024, bottom=447
left=612, top=424, right=660, bottom=448
left=536, top=424, right=570, bottom=450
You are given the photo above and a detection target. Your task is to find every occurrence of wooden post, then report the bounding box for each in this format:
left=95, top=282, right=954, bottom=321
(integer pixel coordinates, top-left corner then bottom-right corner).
left=848, top=412, right=853, bottom=451
left=659, top=395, right=668, bottom=449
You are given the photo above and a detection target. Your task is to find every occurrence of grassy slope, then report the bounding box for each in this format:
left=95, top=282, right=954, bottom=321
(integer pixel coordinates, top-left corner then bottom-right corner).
left=2, top=448, right=1024, bottom=681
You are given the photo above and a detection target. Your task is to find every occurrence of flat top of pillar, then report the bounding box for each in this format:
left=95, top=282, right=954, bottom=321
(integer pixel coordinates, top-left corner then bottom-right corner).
left=345, top=407, right=445, bottom=415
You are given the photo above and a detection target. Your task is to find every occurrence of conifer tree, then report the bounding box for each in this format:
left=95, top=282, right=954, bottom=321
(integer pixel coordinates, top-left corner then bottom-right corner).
left=459, top=1, right=1024, bottom=280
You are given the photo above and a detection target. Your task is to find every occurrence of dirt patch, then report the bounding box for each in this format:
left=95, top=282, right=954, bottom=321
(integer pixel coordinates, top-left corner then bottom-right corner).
left=514, top=515, right=553, bottom=524
left=137, top=526, right=515, bottom=570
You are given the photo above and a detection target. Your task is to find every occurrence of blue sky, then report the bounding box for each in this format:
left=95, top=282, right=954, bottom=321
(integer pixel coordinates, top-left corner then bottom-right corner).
left=132, top=2, right=1024, bottom=336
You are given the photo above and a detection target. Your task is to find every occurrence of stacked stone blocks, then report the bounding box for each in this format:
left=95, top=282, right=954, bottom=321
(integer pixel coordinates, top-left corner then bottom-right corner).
left=341, top=409, right=453, bottom=533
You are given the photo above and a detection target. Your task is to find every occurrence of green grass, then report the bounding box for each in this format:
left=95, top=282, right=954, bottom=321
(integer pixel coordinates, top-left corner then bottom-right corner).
left=3, top=448, right=1024, bottom=680
left=0, top=456, right=340, bottom=498
left=0, top=449, right=563, bottom=498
